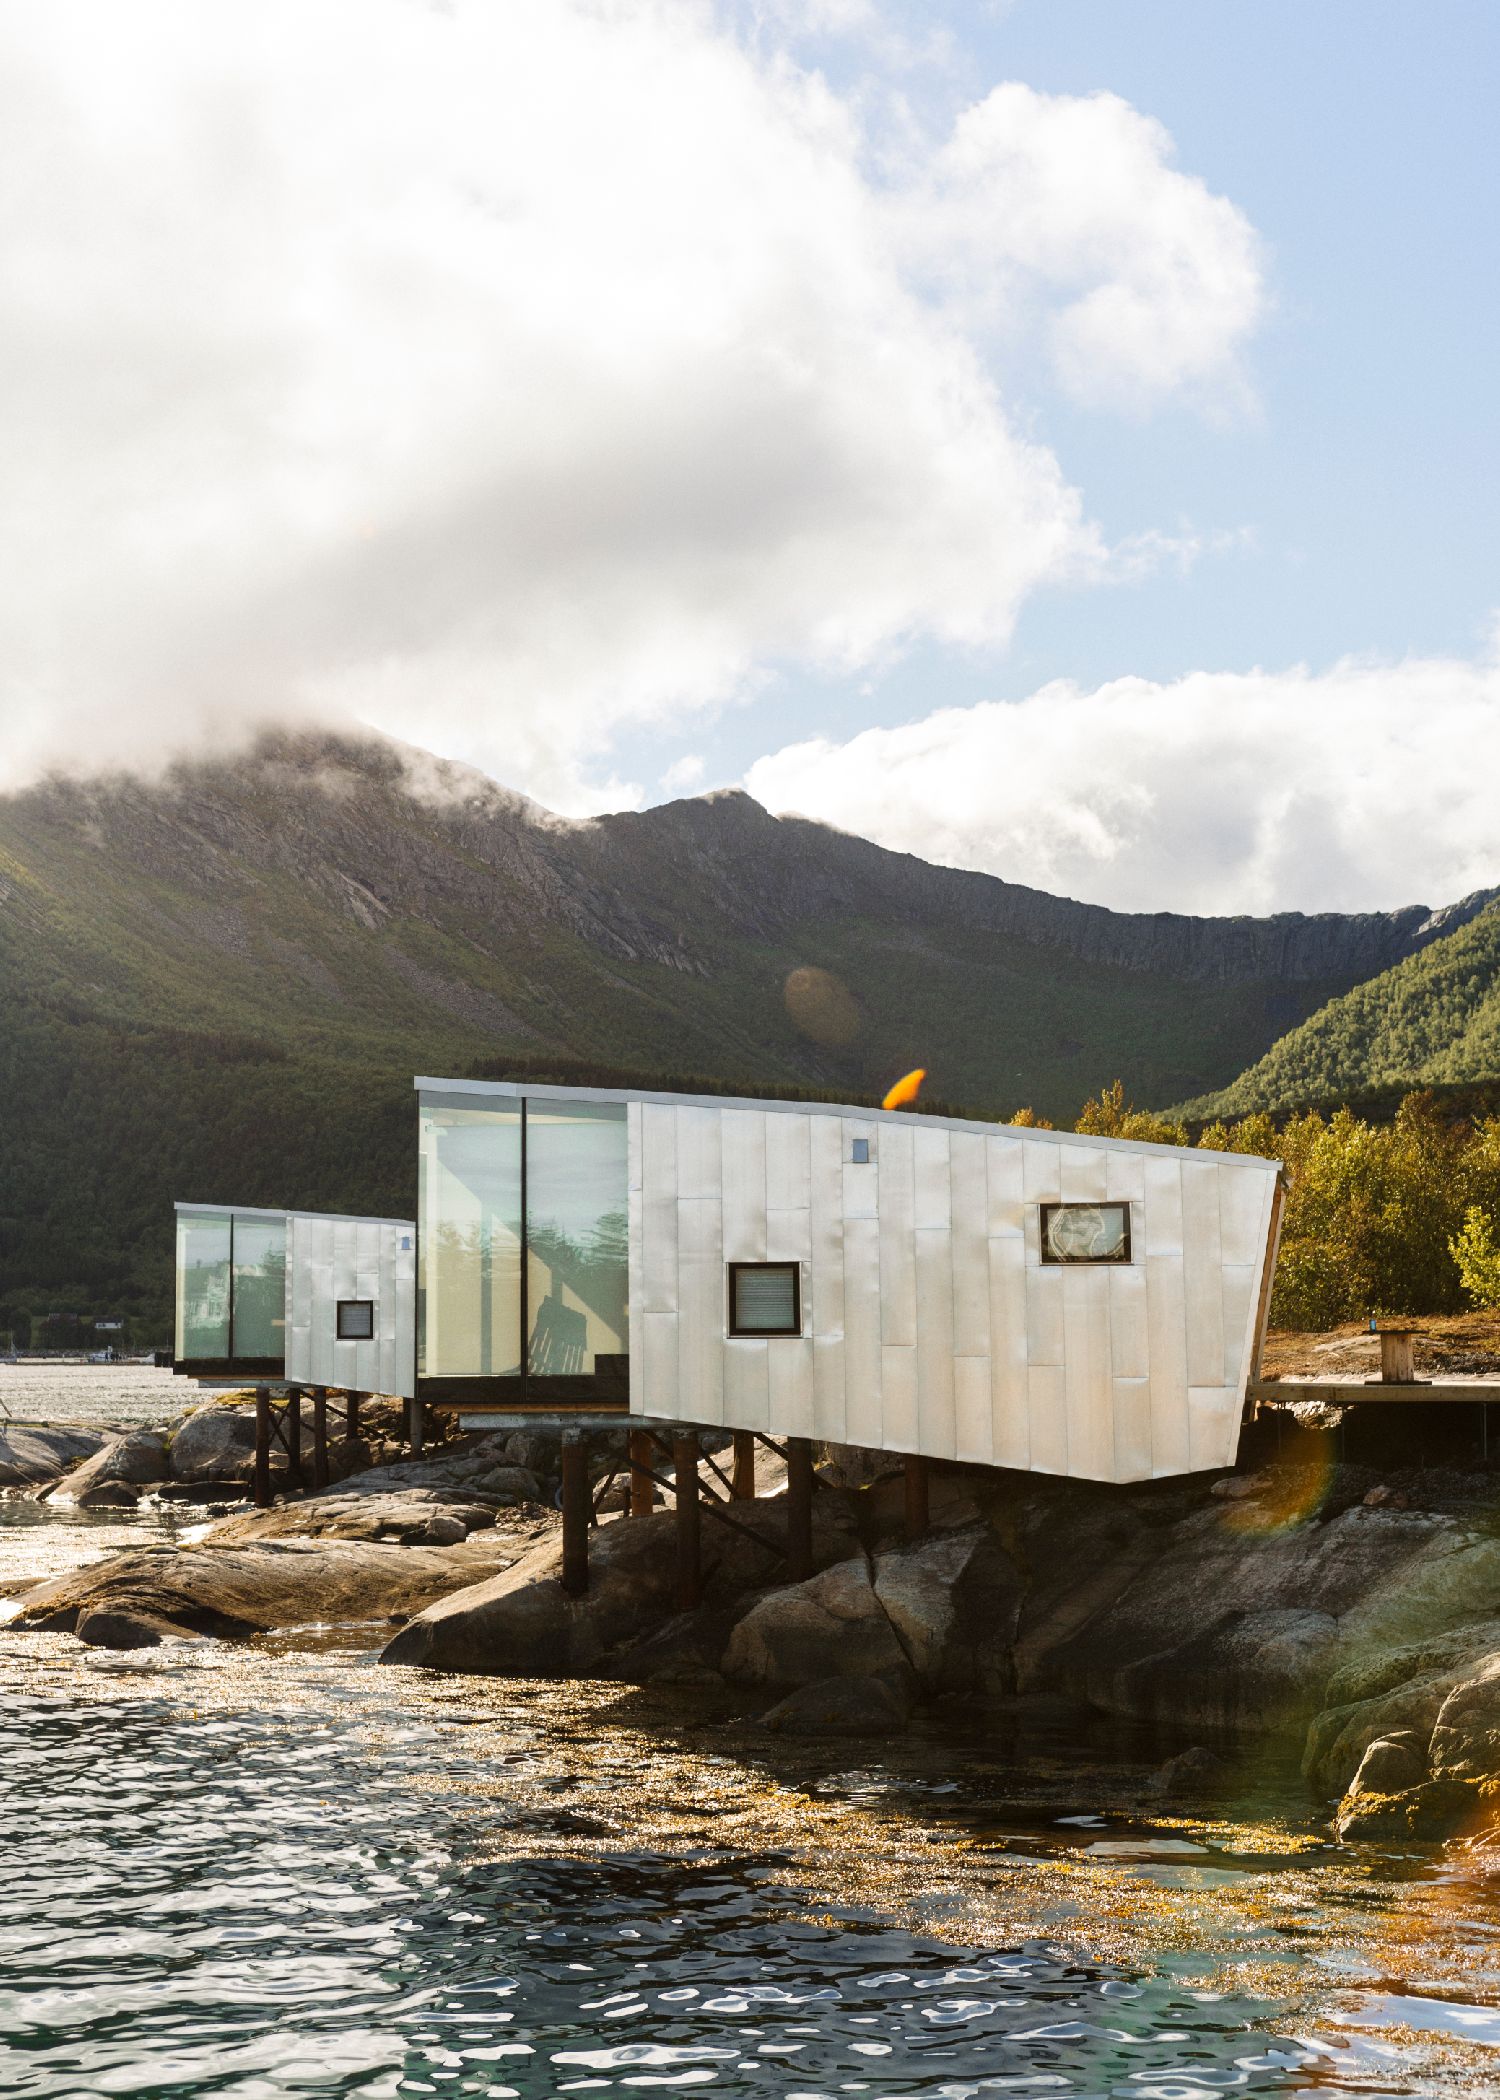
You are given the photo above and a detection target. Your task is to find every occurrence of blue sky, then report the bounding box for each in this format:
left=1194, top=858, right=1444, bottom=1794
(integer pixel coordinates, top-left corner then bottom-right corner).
left=4, top=1, right=1498, bottom=916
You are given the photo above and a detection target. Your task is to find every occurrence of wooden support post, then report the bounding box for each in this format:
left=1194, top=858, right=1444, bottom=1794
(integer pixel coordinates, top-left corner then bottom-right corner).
left=283, top=1385, right=302, bottom=1485
left=629, top=1427, right=656, bottom=1516
left=253, top=1385, right=271, bottom=1508
left=312, top=1387, right=329, bottom=1491
left=904, top=1452, right=930, bottom=1540
left=674, top=1433, right=702, bottom=1609
left=1378, top=1329, right=1418, bottom=1384
left=407, top=1392, right=424, bottom=1456
left=731, top=1430, right=756, bottom=1500
left=561, top=1434, right=590, bottom=1596
left=346, top=1389, right=361, bottom=1440
left=786, top=1436, right=813, bottom=1582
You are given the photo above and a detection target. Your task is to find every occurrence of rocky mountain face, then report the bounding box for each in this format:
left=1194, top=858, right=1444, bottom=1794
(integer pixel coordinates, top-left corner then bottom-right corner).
left=0, top=727, right=1492, bottom=1334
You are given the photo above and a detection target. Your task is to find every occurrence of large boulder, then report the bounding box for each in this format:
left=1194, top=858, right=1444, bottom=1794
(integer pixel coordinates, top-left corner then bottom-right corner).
left=759, top=1675, right=912, bottom=1735
left=167, top=1403, right=261, bottom=1482
left=48, top=1428, right=170, bottom=1501
left=721, top=1558, right=911, bottom=1691
left=13, top=1528, right=529, bottom=1644
left=871, top=1525, right=1024, bottom=1694
left=0, top=1424, right=107, bottom=1487
left=208, top=1489, right=554, bottom=1549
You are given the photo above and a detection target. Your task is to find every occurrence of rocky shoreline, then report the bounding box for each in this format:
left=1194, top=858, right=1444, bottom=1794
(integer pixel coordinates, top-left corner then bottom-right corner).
left=8, top=1397, right=1500, bottom=1854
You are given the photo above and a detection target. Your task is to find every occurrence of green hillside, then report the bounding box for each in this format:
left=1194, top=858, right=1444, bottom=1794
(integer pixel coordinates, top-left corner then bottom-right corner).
left=1181, top=903, right=1500, bottom=1120
left=2, top=730, right=1490, bottom=1345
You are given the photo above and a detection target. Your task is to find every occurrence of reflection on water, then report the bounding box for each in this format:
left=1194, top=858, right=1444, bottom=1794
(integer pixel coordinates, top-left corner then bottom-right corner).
left=0, top=1693, right=1377, bottom=2100
left=0, top=1360, right=188, bottom=1428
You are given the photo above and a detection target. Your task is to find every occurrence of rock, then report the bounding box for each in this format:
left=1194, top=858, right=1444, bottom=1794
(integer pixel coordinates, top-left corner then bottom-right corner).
left=871, top=1526, right=1023, bottom=1693
left=759, top=1676, right=911, bottom=1736
left=1429, top=1655, right=1500, bottom=1781
left=13, top=1530, right=528, bottom=1642
left=168, top=1404, right=260, bottom=1482
left=422, top=1515, right=468, bottom=1546
left=468, top=1466, right=543, bottom=1505
left=1336, top=1777, right=1483, bottom=1843
left=1348, top=1732, right=1428, bottom=1795
left=1363, top=1485, right=1395, bottom=1508
left=50, top=1428, right=170, bottom=1499
left=75, top=1607, right=178, bottom=1649
left=0, top=1425, right=107, bottom=1487
left=76, top=1480, right=142, bottom=1510
left=648, top=1659, right=724, bottom=1687
left=1148, top=1746, right=1230, bottom=1797
left=1211, top=1476, right=1259, bottom=1500
left=721, top=1559, right=911, bottom=1691
left=207, top=1489, right=515, bottom=1547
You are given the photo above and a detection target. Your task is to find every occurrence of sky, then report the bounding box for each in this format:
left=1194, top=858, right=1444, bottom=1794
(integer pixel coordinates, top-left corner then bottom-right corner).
left=2, top=0, right=1497, bottom=918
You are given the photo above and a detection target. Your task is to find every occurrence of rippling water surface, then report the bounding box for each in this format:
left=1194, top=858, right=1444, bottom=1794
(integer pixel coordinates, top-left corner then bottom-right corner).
left=0, top=1361, right=187, bottom=1428
left=4, top=1509, right=1498, bottom=2097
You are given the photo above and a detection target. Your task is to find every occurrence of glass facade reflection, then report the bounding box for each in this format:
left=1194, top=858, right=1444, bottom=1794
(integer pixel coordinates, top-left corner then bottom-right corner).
left=173, top=1208, right=286, bottom=1364
left=417, top=1092, right=628, bottom=1391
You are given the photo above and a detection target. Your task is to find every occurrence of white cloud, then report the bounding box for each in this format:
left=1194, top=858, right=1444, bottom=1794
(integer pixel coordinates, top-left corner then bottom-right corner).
left=744, top=648, right=1500, bottom=916
left=0, top=2, right=1264, bottom=809
left=660, top=753, right=708, bottom=795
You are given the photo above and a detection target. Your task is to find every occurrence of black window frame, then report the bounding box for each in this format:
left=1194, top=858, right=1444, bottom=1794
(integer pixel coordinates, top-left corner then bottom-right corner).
left=727, top=1261, right=803, bottom=1338
left=336, top=1297, right=376, bottom=1341
left=1038, top=1201, right=1133, bottom=1266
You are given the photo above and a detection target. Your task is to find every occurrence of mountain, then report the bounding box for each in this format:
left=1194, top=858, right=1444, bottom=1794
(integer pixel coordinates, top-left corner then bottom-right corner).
left=1180, top=899, right=1500, bottom=1121
left=1, top=728, right=1492, bottom=1340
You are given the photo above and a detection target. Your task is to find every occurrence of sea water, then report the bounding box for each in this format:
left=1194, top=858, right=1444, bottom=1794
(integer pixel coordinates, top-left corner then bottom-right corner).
left=2, top=1504, right=1497, bottom=2097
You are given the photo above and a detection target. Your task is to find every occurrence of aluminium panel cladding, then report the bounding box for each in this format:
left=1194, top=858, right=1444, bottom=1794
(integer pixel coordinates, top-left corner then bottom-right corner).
left=415, top=1078, right=1281, bottom=1484
left=284, top=1210, right=417, bottom=1400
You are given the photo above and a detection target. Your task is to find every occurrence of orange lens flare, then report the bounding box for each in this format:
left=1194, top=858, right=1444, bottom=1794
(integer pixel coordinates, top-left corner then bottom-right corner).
left=882, top=1068, right=926, bottom=1111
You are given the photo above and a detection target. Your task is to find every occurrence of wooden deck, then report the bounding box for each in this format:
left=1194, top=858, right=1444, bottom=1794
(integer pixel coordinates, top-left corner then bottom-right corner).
left=1250, top=1378, right=1500, bottom=1406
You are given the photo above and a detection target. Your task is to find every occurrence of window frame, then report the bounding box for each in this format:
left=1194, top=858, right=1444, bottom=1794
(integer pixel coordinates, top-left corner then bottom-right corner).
left=1038, top=1201, right=1134, bottom=1266
left=336, top=1297, right=376, bottom=1341
left=727, top=1261, right=804, bottom=1338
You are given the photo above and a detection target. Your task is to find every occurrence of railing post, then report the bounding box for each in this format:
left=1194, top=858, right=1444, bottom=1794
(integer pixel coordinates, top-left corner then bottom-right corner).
left=253, top=1385, right=271, bottom=1507
left=628, top=1426, right=656, bottom=1516
left=674, top=1433, right=702, bottom=1609
left=904, top=1452, right=930, bottom=1541
left=284, top=1385, right=302, bottom=1485
left=561, top=1434, right=589, bottom=1596
left=731, top=1430, right=756, bottom=1500
left=786, top=1436, right=813, bottom=1582
left=312, top=1386, right=329, bottom=1491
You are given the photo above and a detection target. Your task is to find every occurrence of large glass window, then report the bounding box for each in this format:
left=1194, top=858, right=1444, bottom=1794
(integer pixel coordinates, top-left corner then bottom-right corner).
left=417, top=1093, right=628, bottom=1384
left=231, top=1216, right=287, bottom=1357
left=418, top=1099, right=523, bottom=1377
left=175, top=1211, right=232, bottom=1359
left=526, top=1101, right=628, bottom=1377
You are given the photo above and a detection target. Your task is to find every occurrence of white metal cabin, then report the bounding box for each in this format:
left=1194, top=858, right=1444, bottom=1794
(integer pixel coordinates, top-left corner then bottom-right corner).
left=415, top=1079, right=1284, bottom=1483
left=173, top=1201, right=416, bottom=1400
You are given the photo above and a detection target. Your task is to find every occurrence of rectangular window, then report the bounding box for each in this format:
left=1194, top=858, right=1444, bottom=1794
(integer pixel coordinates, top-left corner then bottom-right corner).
left=418, top=1099, right=523, bottom=1378
left=850, top=1137, right=870, bottom=1164
left=729, top=1262, right=802, bottom=1337
left=1040, top=1201, right=1132, bottom=1265
left=230, top=1215, right=287, bottom=1358
left=175, top=1211, right=232, bottom=1360
left=337, top=1299, right=375, bottom=1341
left=525, top=1100, right=628, bottom=1377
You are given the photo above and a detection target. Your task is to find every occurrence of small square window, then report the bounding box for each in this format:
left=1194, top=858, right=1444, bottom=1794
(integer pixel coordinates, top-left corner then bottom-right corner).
left=851, top=1137, right=870, bottom=1164
left=728, top=1262, right=802, bottom=1336
left=337, top=1298, right=375, bottom=1340
left=1039, top=1202, right=1132, bottom=1265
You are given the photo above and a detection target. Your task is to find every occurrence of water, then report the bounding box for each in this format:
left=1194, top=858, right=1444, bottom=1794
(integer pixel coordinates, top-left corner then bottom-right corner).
left=4, top=1508, right=1499, bottom=2097
left=0, top=1360, right=192, bottom=1429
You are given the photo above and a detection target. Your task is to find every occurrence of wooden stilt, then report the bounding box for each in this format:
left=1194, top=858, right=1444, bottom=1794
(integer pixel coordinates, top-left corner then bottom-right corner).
left=407, top=1392, right=424, bottom=1456
left=731, top=1430, right=756, bottom=1500
left=904, top=1452, right=929, bottom=1540
left=346, top=1389, right=361, bottom=1440
left=561, top=1434, right=589, bottom=1596
left=629, top=1426, right=656, bottom=1516
left=312, top=1387, right=329, bottom=1490
left=786, top=1436, right=813, bottom=1582
left=253, top=1385, right=271, bottom=1508
left=674, top=1433, right=702, bottom=1609
left=284, top=1385, right=302, bottom=1484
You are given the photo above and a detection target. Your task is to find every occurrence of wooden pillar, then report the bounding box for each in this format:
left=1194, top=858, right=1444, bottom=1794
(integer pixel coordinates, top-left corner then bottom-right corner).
left=284, top=1385, right=302, bottom=1484
left=786, top=1435, right=813, bottom=1582
left=253, top=1385, right=271, bottom=1508
left=311, top=1387, right=329, bottom=1491
left=1378, top=1329, right=1417, bottom=1384
left=560, top=1434, right=589, bottom=1596
left=628, top=1427, right=656, bottom=1516
left=674, top=1433, right=702, bottom=1609
left=407, top=1392, right=424, bottom=1456
left=731, top=1430, right=756, bottom=1500
left=904, top=1452, right=930, bottom=1540
left=346, top=1389, right=361, bottom=1440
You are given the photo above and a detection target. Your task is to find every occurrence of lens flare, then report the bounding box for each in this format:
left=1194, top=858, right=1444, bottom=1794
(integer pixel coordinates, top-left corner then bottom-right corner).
left=882, top=1068, right=926, bottom=1111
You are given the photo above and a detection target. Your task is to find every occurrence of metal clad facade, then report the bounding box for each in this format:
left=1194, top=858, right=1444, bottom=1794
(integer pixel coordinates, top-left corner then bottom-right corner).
left=628, top=1099, right=1279, bottom=1483
left=284, top=1212, right=416, bottom=1399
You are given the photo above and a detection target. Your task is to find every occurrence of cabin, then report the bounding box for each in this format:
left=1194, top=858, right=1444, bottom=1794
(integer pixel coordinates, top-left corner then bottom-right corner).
left=413, top=1078, right=1284, bottom=1483
left=173, top=1200, right=415, bottom=1400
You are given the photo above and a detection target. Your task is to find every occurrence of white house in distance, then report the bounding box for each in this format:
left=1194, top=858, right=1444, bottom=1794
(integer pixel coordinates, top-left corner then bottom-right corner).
left=415, top=1078, right=1284, bottom=1484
